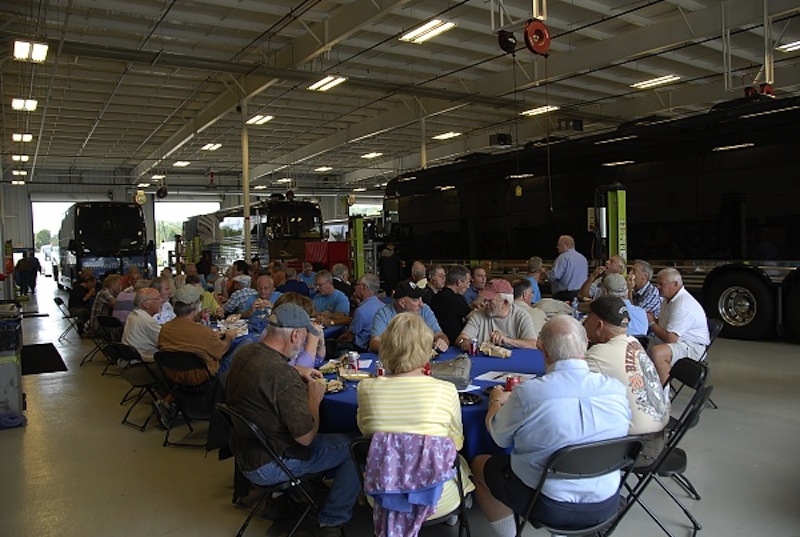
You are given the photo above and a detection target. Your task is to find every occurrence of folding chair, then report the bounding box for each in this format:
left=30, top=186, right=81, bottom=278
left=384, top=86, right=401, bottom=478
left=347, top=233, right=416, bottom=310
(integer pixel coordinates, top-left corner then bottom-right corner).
left=54, top=297, right=81, bottom=341
left=216, top=403, right=321, bottom=537
left=113, top=343, right=162, bottom=431
left=350, top=435, right=472, bottom=537
left=611, top=386, right=715, bottom=537
left=671, top=317, right=722, bottom=407
left=513, top=436, right=643, bottom=537
left=96, top=315, right=125, bottom=375
left=154, top=351, right=216, bottom=447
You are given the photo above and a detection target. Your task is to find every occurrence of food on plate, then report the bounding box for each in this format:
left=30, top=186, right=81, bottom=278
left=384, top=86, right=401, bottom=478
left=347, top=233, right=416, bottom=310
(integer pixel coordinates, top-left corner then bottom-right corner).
left=225, top=314, right=242, bottom=323
left=338, top=368, right=374, bottom=382
left=318, top=360, right=339, bottom=374
left=326, top=379, right=345, bottom=393
left=479, top=342, right=512, bottom=358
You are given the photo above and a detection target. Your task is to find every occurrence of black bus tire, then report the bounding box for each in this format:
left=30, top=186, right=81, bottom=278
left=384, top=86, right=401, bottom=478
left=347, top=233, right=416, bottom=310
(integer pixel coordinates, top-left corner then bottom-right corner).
left=705, top=272, right=775, bottom=340
left=786, top=285, right=800, bottom=340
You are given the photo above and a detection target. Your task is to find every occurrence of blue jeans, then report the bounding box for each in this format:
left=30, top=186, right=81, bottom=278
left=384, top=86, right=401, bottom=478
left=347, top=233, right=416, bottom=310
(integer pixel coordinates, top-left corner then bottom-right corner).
left=244, top=433, right=359, bottom=527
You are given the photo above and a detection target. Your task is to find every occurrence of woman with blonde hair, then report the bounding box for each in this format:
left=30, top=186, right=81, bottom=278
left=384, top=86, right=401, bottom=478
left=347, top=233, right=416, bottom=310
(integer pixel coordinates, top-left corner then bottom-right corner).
left=357, top=312, right=474, bottom=526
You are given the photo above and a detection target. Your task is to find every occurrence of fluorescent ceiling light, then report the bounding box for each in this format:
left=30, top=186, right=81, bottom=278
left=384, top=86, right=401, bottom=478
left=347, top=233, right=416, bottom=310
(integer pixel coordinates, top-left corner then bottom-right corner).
left=14, top=40, right=48, bottom=62
left=376, top=182, right=388, bottom=187
left=314, top=166, right=333, bottom=172
left=361, top=152, right=383, bottom=159
left=308, top=76, right=347, bottom=92
left=631, top=75, right=681, bottom=89
left=246, top=114, right=273, bottom=125
left=12, top=133, right=33, bottom=142
left=11, top=180, right=26, bottom=186
left=173, top=161, right=190, bottom=167
left=399, top=20, right=457, bottom=44
left=11, top=98, right=38, bottom=111
left=201, top=143, right=222, bottom=151
left=151, top=174, right=166, bottom=180
left=776, top=40, right=800, bottom=52
left=594, top=135, right=638, bottom=145
left=399, top=176, right=416, bottom=182
left=12, top=170, right=27, bottom=176
left=137, top=182, right=150, bottom=188
left=12, top=155, right=30, bottom=162
left=253, top=185, right=268, bottom=190
left=521, top=105, right=560, bottom=116
left=276, top=178, right=292, bottom=184
left=739, top=105, right=800, bottom=119
left=353, top=187, right=367, bottom=192
left=435, top=185, right=455, bottom=191
left=712, top=143, right=754, bottom=152
left=602, top=160, right=635, bottom=167
left=432, top=131, right=462, bottom=140
left=507, top=173, right=534, bottom=179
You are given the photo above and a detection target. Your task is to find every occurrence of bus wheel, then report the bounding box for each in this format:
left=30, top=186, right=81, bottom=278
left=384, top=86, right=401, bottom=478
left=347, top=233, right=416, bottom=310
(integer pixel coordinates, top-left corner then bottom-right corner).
left=786, top=284, right=800, bottom=340
left=705, top=272, right=774, bottom=340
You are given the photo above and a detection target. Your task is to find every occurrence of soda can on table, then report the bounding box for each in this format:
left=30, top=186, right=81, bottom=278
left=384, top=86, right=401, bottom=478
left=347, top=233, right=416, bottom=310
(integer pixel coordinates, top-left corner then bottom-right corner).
left=375, top=359, right=385, bottom=377
left=469, top=338, right=479, bottom=356
left=346, top=351, right=360, bottom=370
left=505, top=375, right=521, bottom=392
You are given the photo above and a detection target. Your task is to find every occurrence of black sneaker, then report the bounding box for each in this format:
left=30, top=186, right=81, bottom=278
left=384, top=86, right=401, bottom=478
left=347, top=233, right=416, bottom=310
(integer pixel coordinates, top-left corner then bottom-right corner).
left=153, top=400, right=176, bottom=429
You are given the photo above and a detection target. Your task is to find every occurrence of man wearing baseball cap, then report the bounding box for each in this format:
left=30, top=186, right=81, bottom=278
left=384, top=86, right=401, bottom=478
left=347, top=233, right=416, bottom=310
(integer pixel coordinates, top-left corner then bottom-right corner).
left=455, top=279, right=539, bottom=351
left=223, top=274, right=258, bottom=315
left=369, top=280, right=449, bottom=353
left=584, top=296, right=669, bottom=465
left=225, top=304, right=360, bottom=537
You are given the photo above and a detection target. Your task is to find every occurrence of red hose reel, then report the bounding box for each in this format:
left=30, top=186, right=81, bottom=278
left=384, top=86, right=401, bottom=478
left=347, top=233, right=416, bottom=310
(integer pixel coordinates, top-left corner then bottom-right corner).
left=524, top=19, right=551, bottom=56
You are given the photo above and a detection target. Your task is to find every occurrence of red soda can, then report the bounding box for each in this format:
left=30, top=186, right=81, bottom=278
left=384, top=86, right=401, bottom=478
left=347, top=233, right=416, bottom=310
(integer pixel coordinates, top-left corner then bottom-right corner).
left=347, top=351, right=360, bottom=370
left=469, top=338, right=479, bottom=356
left=423, top=363, right=431, bottom=376
left=375, top=359, right=385, bottom=376
left=505, top=375, right=521, bottom=392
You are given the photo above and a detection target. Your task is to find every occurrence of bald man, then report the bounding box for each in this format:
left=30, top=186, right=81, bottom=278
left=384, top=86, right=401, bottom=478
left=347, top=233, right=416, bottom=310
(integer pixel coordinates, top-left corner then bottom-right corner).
left=543, top=235, right=588, bottom=302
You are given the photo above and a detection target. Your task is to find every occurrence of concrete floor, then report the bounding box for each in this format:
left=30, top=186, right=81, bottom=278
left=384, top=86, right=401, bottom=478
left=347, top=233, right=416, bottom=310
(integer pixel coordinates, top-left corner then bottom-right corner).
left=1, top=276, right=799, bottom=537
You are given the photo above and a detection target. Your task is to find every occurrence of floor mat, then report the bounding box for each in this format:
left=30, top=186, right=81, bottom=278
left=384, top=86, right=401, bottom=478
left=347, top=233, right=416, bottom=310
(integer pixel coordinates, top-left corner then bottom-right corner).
left=21, top=343, right=68, bottom=375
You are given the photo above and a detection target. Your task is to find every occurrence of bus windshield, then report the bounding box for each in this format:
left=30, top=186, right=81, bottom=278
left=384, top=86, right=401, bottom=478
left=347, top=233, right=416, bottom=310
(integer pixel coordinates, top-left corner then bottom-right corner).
left=76, top=204, right=146, bottom=253
left=266, top=204, right=323, bottom=239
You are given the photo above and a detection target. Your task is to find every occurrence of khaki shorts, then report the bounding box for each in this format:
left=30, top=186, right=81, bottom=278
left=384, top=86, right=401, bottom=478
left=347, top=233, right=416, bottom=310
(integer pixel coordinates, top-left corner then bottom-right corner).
left=667, top=340, right=707, bottom=365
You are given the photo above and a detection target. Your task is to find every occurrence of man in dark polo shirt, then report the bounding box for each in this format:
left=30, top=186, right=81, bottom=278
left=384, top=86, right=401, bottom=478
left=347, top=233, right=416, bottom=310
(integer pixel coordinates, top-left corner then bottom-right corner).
left=430, top=264, right=473, bottom=343
left=225, top=304, right=359, bottom=537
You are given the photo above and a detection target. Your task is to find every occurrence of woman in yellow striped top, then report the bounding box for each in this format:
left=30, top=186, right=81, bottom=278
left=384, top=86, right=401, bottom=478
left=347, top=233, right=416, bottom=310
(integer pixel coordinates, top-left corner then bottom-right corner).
left=357, top=312, right=475, bottom=520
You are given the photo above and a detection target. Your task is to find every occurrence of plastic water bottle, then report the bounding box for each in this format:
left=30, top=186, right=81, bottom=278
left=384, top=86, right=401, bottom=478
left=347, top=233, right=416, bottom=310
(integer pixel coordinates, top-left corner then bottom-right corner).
left=571, top=297, right=580, bottom=319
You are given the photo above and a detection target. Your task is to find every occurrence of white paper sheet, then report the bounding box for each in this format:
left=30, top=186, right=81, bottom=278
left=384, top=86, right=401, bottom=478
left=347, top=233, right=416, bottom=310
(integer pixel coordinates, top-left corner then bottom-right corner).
left=474, top=371, right=538, bottom=382
left=457, top=385, right=481, bottom=393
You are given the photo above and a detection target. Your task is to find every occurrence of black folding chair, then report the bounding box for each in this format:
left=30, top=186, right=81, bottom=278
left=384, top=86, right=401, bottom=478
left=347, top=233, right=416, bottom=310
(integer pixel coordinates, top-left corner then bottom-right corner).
left=350, top=435, right=472, bottom=537
left=216, top=403, right=321, bottom=537
left=154, top=351, right=216, bottom=447
left=672, top=317, right=722, bottom=408
left=96, top=316, right=125, bottom=375
left=54, top=297, right=81, bottom=341
left=611, top=386, right=715, bottom=537
left=513, top=436, right=643, bottom=537
left=113, top=343, right=162, bottom=431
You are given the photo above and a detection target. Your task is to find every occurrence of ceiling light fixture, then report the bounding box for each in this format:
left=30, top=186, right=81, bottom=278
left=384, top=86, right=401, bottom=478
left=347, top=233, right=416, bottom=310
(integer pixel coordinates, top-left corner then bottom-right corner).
left=602, top=160, right=635, bottom=167
left=12, top=133, right=33, bottom=142
left=400, top=20, right=457, bottom=44
left=152, top=174, right=166, bottom=180
left=314, top=166, right=333, bottom=172
left=353, top=187, right=367, bottom=192
left=520, top=105, right=560, bottom=116
left=361, top=152, right=383, bottom=159
left=435, top=185, right=456, bottom=191
left=11, top=180, right=26, bottom=186
left=432, top=131, right=462, bottom=140
left=276, top=178, right=292, bottom=184
left=12, top=170, right=28, bottom=176
left=594, top=135, right=638, bottom=145
left=173, top=161, right=190, bottom=167
left=12, top=155, right=30, bottom=162
left=712, top=143, right=754, bottom=152
left=11, top=98, right=38, bottom=111
left=631, top=75, right=681, bottom=89
left=246, top=114, right=273, bottom=125
left=201, top=143, right=222, bottom=151
left=776, top=40, right=800, bottom=52
left=13, top=40, right=48, bottom=62
left=253, top=185, right=268, bottom=190
left=137, top=182, right=150, bottom=188
left=308, top=75, right=347, bottom=92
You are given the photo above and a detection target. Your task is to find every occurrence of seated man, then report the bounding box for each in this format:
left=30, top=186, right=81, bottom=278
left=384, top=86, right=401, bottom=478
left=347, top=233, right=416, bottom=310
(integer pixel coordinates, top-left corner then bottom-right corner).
left=185, top=274, right=223, bottom=318
left=312, top=270, right=351, bottom=326
left=584, top=296, right=670, bottom=466
left=152, top=277, right=176, bottom=325
left=463, top=265, right=488, bottom=306
left=430, top=264, right=472, bottom=344
left=68, top=275, right=97, bottom=335
left=184, top=263, right=207, bottom=290
left=336, top=273, right=384, bottom=352
left=627, top=259, right=661, bottom=317
left=242, top=275, right=282, bottom=319
left=525, top=256, right=543, bottom=304
left=511, top=279, right=547, bottom=338
left=298, top=262, right=317, bottom=293
left=577, top=254, right=626, bottom=301
left=370, top=281, right=449, bottom=353
left=600, top=273, right=649, bottom=337
left=113, top=279, right=149, bottom=325
left=224, top=274, right=258, bottom=315
left=421, top=264, right=446, bottom=305
left=225, top=303, right=360, bottom=537
left=648, top=268, right=710, bottom=383
left=470, top=315, right=631, bottom=536
left=277, top=267, right=310, bottom=296
left=331, top=263, right=353, bottom=300
left=455, top=279, right=538, bottom=352
left=89, top=274, right=122, bottom=335
left=119, top=265, right=141, bottom=291
left=122, top=287, right=163, bottom=363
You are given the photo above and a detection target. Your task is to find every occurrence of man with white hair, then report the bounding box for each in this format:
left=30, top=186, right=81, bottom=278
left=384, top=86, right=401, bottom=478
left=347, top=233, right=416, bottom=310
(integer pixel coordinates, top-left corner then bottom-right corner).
left=543, top=235, right=588, bottom=302
left=122, top=287, right=163, bottom=362
left=470, top=315, right=631, bottom=537
left=455, top=279, right=538, bottom=351
left=627, top=259, right=661, bottom=317
left=224, top=274, right=258, bottom=315
left=601, top=273, right=649, bottom=336
left=578, top=254, right=626, bottom=301
left=648, top=268, right=710, bottom=383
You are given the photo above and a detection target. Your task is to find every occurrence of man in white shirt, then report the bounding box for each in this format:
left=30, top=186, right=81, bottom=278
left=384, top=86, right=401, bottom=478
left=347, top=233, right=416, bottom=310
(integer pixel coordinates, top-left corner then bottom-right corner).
left=122, top=288, right=163, bottom=362
left=648, top=268, right=710, bottom=383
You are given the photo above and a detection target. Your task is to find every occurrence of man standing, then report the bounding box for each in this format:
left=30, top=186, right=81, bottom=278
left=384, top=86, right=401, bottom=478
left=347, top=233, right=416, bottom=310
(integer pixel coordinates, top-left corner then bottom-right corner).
left=470, top=316, right=631, bottom=537
left=378, top=242, right=401, bottom=295
left=627, top=259, right=661, bottom=317
left=584, top=296, right=670, bottom=465
left=225, top=304, right=360, bottom=537
left=648, top=268, right=710, bottom=383
left=463, top=265, right=488, bottom=306
left=122, top=288, right=163, bottom=363
left=430, top=265, right=473, bottom=343
left=422, top=264, right=446, bottom=305
left=543, top=235, right=588, bottom=302
left=455, top=279, right=538, bottom=351
left=370, top=281, right=449, bottom=352
left=577, top=254, right=626, bottom=300
left=336, top=273, right=384, bottom=352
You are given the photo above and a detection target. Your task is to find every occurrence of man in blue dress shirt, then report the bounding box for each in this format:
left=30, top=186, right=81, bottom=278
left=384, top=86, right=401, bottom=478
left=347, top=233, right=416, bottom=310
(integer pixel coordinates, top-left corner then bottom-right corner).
left=470, top=315, right=631, bottom=537
left=544, top=235, right=588, bottom=302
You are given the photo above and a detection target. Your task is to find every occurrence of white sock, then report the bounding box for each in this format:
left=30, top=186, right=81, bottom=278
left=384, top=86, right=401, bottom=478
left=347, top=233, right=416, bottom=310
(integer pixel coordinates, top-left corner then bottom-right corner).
left=490, top=514, right=517, bottom=537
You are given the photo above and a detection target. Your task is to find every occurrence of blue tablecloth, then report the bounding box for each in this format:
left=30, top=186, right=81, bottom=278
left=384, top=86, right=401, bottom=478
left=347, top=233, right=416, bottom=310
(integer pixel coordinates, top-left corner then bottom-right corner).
left=319, top=347, right=546, bottom=460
